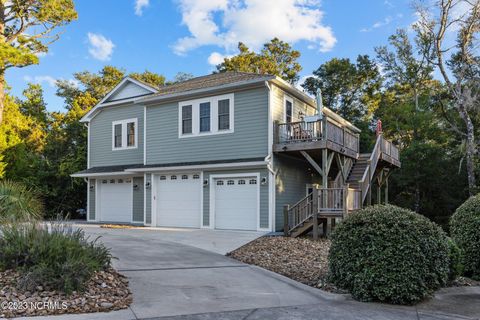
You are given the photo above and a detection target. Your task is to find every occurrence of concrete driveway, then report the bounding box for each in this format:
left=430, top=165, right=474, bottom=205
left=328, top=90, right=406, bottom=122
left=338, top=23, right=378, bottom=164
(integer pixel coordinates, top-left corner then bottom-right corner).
left=18, top=225, right=480, bottom=320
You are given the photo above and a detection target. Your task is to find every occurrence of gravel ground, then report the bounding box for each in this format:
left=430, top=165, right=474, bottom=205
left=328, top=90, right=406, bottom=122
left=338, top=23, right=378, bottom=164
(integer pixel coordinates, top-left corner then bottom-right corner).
left=228, top=236, right=340, bottom=291
left=0, top=269, right=132, bottom=318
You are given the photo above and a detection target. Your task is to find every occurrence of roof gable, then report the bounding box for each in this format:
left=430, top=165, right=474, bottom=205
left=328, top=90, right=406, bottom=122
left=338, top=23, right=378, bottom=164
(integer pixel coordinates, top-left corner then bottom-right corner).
left=81, top=77, right=158, bottom=123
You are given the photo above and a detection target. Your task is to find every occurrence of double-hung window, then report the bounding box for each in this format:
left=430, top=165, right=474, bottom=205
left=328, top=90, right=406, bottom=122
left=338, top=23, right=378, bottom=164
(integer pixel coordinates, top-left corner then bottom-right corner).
left=112, top=118, right=137, bottom=150
left=199, top=102, right=211, bottom=132
left=218, top=99, right=230, bottom=131
left=179, top=93, right=234, bottom=137
left=182, top=105, right=192, bottom=134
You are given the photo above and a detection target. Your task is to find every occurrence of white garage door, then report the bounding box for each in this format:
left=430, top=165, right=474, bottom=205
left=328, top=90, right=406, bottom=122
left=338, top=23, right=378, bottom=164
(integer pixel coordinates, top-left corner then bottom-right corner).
left=99, top=178, right=132, bottom=223
left=156, top=173, right=201, bottom=228
left=214, top=177, right=258, bottom=231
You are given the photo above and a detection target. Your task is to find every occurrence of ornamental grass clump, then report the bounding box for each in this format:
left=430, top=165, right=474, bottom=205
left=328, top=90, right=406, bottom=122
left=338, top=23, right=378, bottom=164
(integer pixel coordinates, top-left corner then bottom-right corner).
left=0, top=222, right=112, bottom=294
left=328, top=205, right=449, bottom=305
left=450, top=195, right=480, bottom=280
left=0, top=180, right=43, bottom=223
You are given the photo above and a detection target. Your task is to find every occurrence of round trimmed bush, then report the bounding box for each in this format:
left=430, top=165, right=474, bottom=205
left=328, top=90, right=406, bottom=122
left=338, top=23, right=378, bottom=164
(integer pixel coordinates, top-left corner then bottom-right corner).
left=328, top=205, right=449, bottom=305
left=451, top=195, right=480, bottom=280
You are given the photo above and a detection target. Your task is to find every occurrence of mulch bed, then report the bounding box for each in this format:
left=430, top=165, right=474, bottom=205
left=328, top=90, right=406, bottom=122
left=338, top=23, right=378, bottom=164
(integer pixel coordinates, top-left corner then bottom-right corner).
left=0, top=269, right=132, bottom=318
left=227, top=236, right=343, bottom=292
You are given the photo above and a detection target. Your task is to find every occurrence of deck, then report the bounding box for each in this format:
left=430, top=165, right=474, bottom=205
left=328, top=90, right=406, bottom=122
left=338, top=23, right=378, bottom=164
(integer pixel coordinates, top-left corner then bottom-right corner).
left=273, top=117, right=360, bottom=159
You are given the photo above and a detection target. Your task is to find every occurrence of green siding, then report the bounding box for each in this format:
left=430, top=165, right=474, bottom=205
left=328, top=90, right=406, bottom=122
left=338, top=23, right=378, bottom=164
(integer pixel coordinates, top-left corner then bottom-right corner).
left=145, top=174, right=152, bottom=224
left=146, top=87, right=269, bottom=165
left=203, top=167, right=269, bottom=229
left=274, top=154, right=321, bottom=231
left=89, top=105, right=144, bottom=167
left=132, top=176, right=144, bottom=222
left=88, top=179, right=96, bottom=220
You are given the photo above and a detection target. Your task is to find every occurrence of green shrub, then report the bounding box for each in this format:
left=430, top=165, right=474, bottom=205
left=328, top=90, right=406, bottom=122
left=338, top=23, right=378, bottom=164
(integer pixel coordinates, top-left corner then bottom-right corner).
left=0, top=222, right=112, bottom=293
left=0, top=180, right=43, bottom=223
left=450, top=195, right=480, bottom=280
left=328, top=205, right=449, bottom=305
left=446, top=238, right=463, bottom=281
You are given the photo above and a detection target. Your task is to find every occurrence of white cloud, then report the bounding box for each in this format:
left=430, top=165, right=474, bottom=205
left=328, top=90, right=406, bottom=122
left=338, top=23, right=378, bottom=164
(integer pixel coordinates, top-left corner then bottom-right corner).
left=207, top=52, right=232, bottom=65
left=360, top=16, right=392, bottom=32
left=173, top=0, right=336, bottom=56
left=23, top=75, right=57, bottom=87
left=135, top=0, right=149, bottom=16
left=87, top=33, right=115, bottom=61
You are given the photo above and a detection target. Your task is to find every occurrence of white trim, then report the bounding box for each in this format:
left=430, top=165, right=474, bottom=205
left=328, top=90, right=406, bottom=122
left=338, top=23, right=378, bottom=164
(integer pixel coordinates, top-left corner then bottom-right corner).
left=112, top=118, right=138, bottom=151
left=209, top=172, right=262, bottom=231
left=200, top=171, right=205, bottom=228
left=71, top=171, right=136, bottom=178
left=283, top=94, right=294, bottom=123
left=86, top=179, right=91, bottom=222
left=95, top=179, right=99, bottom=222
left=126, top=161, right=267, bottom=173
left=143, top=173, right=147, bottom=226
left=266, top=82, right=273, bottom=155
left=81, top=77, right=157, bottom=123
left=99, top=77, right=158, bottom=106
left=143, top=105, right=147, bottom=165
left=178, top=93, right=234, bottom=138
left=268, top=170, right=275, bottom=232
left=151, top=174, right=157, bottom=227
left=87, top=124, right=91, bottom=169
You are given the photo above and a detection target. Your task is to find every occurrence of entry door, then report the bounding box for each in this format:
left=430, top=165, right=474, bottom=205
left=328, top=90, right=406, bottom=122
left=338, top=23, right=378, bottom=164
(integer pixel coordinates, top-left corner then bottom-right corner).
left=156, top=173, right=201, bottom=228
left=214, top=177, right=258, bottom=231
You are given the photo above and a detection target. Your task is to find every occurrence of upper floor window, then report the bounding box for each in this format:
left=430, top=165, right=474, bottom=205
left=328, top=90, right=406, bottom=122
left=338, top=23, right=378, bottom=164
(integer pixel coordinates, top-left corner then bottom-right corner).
left=178, top=94, right=234, bottom=138
left=182, top=105, right=192, bottom=134
left=285, top=96, right=293, bottom=123
left=199, top=102, right=211, bottom=132
left=218, top=99, right=230, bottom=130
left=112, top=118, right=137, bottom=150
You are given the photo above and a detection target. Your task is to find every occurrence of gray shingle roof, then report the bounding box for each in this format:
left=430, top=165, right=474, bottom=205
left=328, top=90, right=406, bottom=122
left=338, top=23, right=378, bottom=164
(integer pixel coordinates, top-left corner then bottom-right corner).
left=152, top=72, right=274, bottom=97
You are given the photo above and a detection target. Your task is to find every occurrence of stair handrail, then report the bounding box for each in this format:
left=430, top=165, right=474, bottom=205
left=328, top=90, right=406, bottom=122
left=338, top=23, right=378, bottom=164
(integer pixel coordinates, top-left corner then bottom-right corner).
left=284, top=192, right=314, bottom=234
left=359, top=134, right=383, bottom=202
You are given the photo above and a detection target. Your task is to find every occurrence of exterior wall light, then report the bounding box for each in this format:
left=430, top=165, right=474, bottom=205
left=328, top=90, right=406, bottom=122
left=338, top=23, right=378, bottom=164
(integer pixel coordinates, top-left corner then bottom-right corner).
left=145, top=181, right=151, bottom=189
left=261, top=177, right=268, bottom=185
left=133, top=184, right=139, bottom=190
left=89, top=185, right=95, bottom=191
left=203, top=179, right=209, bottom=187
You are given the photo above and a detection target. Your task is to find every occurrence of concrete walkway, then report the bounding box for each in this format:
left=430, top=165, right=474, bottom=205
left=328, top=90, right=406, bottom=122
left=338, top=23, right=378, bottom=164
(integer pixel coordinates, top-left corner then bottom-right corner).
left=17, top=226, right=480, bottom=320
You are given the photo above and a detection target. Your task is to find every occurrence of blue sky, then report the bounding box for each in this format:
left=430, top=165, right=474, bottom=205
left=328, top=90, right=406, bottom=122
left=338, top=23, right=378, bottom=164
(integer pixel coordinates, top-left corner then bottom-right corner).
left=6, top=0, right=416, bottom=112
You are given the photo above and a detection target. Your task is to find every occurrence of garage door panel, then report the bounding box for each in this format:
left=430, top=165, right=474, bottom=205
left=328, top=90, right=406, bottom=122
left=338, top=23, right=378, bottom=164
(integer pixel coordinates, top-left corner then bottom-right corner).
left=156, top=174, right=201, bottom=228
left=99, top=180, right=132, bottom=223
left=214, top=177, right=258, bottom=231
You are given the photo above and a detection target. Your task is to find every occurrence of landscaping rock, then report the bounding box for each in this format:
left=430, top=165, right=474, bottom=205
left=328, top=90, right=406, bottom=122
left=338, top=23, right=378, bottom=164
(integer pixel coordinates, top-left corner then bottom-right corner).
left=228, top=236, right=340, bottom=291
left=0, top=269, right=132, bottom=318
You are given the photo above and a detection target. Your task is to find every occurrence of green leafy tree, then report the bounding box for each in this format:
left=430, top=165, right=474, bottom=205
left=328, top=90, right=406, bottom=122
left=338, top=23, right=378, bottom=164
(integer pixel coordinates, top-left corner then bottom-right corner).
left=216, top=38, right=302, bottom=84
left=415, top=0, right=480, bottom=195
left=17, top=83, right=48, bottom=125
left=301, top=55, right=382, bottom=124
left=0, top=0, right=77, bottom=124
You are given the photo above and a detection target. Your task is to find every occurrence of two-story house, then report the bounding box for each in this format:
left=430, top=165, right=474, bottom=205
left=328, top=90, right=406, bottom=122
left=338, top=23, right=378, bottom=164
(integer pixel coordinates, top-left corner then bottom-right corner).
left=72, top=72, right=400, bottom=235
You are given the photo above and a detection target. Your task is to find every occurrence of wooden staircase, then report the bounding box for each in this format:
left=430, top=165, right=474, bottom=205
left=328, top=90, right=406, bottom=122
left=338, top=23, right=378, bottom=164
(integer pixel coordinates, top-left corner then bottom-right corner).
left=284, top=134, right=401, bottom=238
left=346, top=153, right=370, bottom=190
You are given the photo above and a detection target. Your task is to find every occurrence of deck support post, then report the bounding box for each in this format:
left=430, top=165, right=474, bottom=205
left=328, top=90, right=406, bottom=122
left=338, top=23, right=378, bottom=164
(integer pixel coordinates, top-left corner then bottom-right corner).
left=283, top=205, right=290, bottom=236
left=385, top=175, right=389, bottom=204
left=377, top=184, right=381, bottom=204
left=312, top=188, right=319, bottom=240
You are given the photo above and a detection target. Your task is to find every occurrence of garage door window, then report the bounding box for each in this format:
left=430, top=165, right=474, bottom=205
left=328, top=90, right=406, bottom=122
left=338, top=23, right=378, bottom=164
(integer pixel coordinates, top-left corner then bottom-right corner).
left=249, top=179, right=257, bottom=185
left=160, top=175, right=166, bottom=180
left=171, top=175, right=177, bottom=180
left=182, top=175, right=188, bottom=180
left=193, top=174, right=200, bottom=179
left=238, top=180, right=245, bottom=185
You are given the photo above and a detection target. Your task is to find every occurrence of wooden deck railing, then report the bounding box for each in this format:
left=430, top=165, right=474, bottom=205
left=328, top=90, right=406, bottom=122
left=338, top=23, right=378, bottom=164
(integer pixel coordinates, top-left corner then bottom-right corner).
left=274, top=117, right=360, bottom=153
left=284, top=186, right=362, bottom=235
